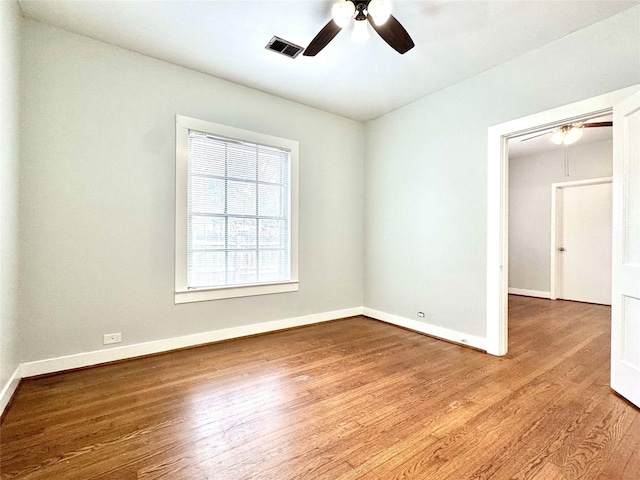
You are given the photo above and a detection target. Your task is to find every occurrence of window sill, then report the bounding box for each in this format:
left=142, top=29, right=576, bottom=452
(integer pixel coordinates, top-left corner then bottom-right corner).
left=175, top=281, right=299, bottom=304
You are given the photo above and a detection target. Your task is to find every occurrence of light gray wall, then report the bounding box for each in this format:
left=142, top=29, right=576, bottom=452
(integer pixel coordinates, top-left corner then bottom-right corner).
left=509, top=140, right=613, bottom=293
left=0, top=0, right=21, bottom=388
left=364, top=7, right=640, bottom=337
left=12, top=6, right=640, bottom=367
left=20, top=20, right=365, bottom=362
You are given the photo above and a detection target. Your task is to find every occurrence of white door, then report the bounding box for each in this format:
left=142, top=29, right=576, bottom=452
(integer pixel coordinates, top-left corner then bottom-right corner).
left=557, top=181, right=612, bottom=305
left=611, top=90, right=640, bottom=408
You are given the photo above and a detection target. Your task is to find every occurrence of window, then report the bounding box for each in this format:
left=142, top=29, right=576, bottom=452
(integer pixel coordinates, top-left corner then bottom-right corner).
left=175, top=115, right=298, bottom=303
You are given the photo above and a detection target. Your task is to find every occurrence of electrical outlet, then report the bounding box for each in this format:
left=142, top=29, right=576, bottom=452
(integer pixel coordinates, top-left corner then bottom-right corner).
left=103, top=333, right=121, bottom=345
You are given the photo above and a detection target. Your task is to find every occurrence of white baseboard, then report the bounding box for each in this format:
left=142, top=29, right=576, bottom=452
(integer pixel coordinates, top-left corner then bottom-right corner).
left=0, top=366, right=22, bottom=416
left=6, top=305, right=490, bottom=418
left=20, top=307, right=364, bottom=378
left=508, top=288, right=551, bottom=299
left=363, top=308, right=487, bottom=352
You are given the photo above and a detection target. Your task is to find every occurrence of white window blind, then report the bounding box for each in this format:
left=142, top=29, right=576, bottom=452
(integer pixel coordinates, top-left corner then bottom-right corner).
left=187, top=130, right=291, bottom=289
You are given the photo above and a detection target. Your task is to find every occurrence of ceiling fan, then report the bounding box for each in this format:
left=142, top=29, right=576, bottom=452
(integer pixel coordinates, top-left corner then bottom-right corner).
left=521, top=121, right=613, bottom=145
left=519, top=120, right=613, bottom=177
left=303, top=0, right=415, bottom=56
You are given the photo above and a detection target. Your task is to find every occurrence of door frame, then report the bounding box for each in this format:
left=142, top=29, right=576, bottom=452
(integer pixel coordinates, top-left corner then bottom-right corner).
left=485, top=85, right=639, bottom=356
left=550, top=177, right=613, bottom=301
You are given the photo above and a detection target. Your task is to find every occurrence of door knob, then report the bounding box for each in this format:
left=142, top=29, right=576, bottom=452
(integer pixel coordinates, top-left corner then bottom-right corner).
left=558, top=247, right=566, bottom=251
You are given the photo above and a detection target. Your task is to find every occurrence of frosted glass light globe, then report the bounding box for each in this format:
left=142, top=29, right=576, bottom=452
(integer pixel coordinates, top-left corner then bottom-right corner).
left=368, top=0, right=392, bottom=26
left=551, top=130, right=565, bottom=145
left=563, top=127, right=583, bottom=145
left=332, top=1, right=356, bottom=28
left=352, top=19, right=370, bottom=41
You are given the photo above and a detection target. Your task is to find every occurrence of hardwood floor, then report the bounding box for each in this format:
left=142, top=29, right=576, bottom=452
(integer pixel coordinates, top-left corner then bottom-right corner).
left=1, top=296, right=638, bottom=479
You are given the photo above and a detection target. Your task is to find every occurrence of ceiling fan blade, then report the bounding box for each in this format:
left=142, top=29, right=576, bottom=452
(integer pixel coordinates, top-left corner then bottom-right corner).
left=368, top=14, right=415, bottom=54
left=520, top=131, right=552, bottom=142
left=303, top=20, right=342, bottom=56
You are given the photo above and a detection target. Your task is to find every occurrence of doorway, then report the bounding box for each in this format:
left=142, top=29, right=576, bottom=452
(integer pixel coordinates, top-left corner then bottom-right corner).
left=485, top=85, right=638, bottom=356
left=507, top=127, right=613, bottom=303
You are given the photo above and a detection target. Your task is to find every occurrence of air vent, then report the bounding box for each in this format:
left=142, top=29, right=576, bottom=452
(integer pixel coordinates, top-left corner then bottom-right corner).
left=265, top=36, right=303, bottom=59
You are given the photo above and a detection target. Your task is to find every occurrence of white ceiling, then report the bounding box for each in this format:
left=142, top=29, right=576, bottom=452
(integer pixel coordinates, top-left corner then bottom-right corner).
left=18, top=0, right=638, bottom=122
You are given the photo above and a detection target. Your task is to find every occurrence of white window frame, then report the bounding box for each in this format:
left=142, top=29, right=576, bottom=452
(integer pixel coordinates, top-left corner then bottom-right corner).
left=175, top=115, right=299, bottom=304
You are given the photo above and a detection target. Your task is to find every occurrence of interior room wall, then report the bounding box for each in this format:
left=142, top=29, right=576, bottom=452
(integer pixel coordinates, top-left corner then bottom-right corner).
left=20, top=19, right=365, bottom=363
left=11, top=5, right=640, bottom=373
left=0, top=0, right=22, bottom=402
left=508, top=140, right=613, bottom=294
left=364, top=7, right=639, bottom=338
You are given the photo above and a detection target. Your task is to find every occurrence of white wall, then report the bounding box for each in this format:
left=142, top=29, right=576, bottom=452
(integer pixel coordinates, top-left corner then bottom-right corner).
left=509, top=140, right=613, bottom=293
left=364, top=7, right=640, bottom=337
left=20, top=19, right=364, bottom=363
left=11, top=5, right=640, bottom=374
left=0, top=0, right=22, bottom=403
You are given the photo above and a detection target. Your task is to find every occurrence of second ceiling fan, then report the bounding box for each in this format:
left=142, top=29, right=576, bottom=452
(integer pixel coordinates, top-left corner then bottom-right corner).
left=304, top=0, right=415, bottom=56
left=521, top=121, right=613, bottom=145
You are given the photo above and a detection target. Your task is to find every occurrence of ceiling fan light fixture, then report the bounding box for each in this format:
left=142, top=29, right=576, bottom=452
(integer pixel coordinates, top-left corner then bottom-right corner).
left=368, top=0, right=392, bottom=26
left=352, top=18, right=370, bottom=41
left=331, top=1, right=356, bottom=28
left=551, top=129, right=565, bottom=145
left=563, top=126, right=583, bottom=145
left=304, top=0, right=413, bottom=56
left=550, top=125, right=584, bottom=145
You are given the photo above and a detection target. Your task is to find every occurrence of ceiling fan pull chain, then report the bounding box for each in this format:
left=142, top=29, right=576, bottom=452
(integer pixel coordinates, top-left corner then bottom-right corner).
left=564, top=145, right=570, bottom=177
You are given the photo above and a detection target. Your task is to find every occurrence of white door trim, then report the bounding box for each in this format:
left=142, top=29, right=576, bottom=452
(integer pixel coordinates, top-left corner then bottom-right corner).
left=486, top=85, right=638, bottom=356
left=550, top=177, right=612, bottom=300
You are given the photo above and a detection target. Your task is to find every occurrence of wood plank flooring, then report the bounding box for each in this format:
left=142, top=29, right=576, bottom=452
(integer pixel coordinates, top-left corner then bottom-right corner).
left=1, top=296, right=639, bottom=479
